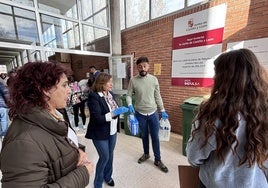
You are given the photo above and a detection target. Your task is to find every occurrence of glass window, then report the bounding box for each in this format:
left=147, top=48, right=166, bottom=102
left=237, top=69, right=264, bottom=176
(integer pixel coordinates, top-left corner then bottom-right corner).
left=7, top=0, right=34, bottom=7
left=14, top=7, right=35, bottom=18
left=38, top=0, right=77, bottom=19
left=41, top=14, right=80, bottom=49
left=151, top=0, right=184, bottom=19
left=0, top=14, right=16, bottom=40
left=65, top=5, right=78, bottom=19
left=61, top=20, right=80, bottom=49
left=81, top=0, right=93, bottom=20
left=187, top=0, right=204, bottom=6
left=93, top=9, right=108, bottom=28
left=93, top=0, right=107, bottom=15
left=94, top=27, right=108, bottom=39
left=125, top=0, right=149, bottom=28
left=0, top=3, right=12, bottom=14
left=0, top=5, right=38, bottom=44
left=41, top=14, right=64, bottom=48
left=15, top=17, right=39, bottom=44
left=83, top=24, right=94, bottom=44
left=120, top=0, right=125, bottom=30
left=82, top=0, right=108, bottom=28
left=83, top=24, right=109, bottom=53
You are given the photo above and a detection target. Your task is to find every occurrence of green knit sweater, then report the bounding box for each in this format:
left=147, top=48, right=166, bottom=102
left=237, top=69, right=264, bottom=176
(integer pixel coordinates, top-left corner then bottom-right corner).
left=126, top=73, right=164, bottom=114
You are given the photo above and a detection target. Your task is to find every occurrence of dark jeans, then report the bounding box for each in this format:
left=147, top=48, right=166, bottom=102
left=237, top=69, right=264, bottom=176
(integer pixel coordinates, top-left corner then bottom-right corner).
left=135, top=111, right=161, bottom=161
left=93, top=134, right=117, bottom=188
left=72, top=100, right=86, bottom=127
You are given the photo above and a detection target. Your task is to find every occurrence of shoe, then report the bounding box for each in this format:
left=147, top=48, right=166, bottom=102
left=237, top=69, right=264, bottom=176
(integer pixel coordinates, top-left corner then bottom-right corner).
left=75, top=127, right=79, bottom=131
left=154, top=160, right=168, bottom=173
left=138, top=154, right=150, bottom=164
left=82, top=125, right=86, bottom=130
left=106, top=179, right=115, bottom=186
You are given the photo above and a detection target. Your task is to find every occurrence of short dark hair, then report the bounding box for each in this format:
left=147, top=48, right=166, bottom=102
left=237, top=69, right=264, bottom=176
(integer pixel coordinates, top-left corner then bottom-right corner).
left=89, top=65, right=96, bottom=69
left=136, top=56, right=149, bottom=65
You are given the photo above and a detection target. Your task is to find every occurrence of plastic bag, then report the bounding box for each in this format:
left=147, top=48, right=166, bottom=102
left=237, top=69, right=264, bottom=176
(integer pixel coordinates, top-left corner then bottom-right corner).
left=127, top=114, right=139, bottom=135
left=159, top=118, right=171, bottom=141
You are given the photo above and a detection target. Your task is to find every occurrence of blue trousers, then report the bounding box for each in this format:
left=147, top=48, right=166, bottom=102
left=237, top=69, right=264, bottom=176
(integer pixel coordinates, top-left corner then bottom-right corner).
left=93, top=133, right=117, bottom=188
left=0, top=107, right=8, bottom=137
left=136, top=111, right=161, bottom=161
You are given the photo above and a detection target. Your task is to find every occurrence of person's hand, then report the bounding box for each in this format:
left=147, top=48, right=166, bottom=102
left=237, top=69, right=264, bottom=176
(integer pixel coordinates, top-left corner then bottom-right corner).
left=128, top=104, right=135, bottom=114
left=84, top=162, right=94, bottom=176
left=77, top=149, right=89, bottom=166
left=161, top=111, right=169, bottom=119
left=113, top=106, right=129, bottom=116
left=77, top=149, right=94, bottom=175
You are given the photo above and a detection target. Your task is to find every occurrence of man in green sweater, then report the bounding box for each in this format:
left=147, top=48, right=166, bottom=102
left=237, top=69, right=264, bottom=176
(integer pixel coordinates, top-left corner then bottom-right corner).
left=126, top=56, right=169, bottom=173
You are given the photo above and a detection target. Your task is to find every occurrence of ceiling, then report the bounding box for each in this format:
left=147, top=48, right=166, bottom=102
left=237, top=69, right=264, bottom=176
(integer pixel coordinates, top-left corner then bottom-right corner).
left=0, top=47, right=22, bottom=66
left=0, top=0, right=76, bottom=68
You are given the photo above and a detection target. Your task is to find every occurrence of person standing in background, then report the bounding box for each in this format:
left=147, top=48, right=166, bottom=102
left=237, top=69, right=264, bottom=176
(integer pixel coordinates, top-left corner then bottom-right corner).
left=186, top=49, right=268, bottom=188
left=89, top=65, right=100, bottom=81
left=6, top=70, right=17, bottom=88
left=0, top=62, right=93, bottom=187
left=85, top=72, right=129, bottom=188
left=69, top=80, right=87, bottom=131
left=0, top=81, right=9, bottom=139
left=126, top=56, right=169, bottom=173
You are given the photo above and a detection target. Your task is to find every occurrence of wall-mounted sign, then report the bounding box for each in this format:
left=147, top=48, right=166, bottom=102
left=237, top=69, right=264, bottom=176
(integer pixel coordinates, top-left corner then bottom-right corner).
left=227, top=37, right=268, bottom=70
left=171, top=3, right=227, bottom=87
left=154, top=63, right=161, bottom=75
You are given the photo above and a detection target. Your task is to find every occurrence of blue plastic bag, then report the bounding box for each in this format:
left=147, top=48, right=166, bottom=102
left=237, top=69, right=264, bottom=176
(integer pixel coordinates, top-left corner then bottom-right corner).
left=127, top=114, right=139, bottom=135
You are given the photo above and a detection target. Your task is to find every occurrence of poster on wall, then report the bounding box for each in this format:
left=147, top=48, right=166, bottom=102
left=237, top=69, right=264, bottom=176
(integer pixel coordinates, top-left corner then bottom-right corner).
left=227, top=37, right=268, bottom=70
left=171, top=3, right=227, bottom=87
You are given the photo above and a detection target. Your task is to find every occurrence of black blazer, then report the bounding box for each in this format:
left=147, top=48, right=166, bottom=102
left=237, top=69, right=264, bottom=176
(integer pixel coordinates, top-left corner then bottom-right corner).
left=85, top=91, right=119, bottom=140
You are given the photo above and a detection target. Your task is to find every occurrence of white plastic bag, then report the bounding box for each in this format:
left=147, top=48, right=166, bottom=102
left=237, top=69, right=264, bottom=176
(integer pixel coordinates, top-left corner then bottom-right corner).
left=127, top=114, right=139, bottom=135
left=159, top=118, right=171, bottom=141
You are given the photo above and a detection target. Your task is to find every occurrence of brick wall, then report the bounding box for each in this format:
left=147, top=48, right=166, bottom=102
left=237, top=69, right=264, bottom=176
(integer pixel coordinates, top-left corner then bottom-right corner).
left=121, top=0, right=268, bottom=134
left=65, top=0, right=268, bottom=134
left=70, top=37, right=110, bottom=81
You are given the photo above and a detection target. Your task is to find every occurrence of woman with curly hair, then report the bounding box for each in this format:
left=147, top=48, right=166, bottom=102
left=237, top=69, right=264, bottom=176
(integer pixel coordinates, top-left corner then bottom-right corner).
left=186, top=48, right=268, bottom=188
left=0, top=61, right=93, bottom=187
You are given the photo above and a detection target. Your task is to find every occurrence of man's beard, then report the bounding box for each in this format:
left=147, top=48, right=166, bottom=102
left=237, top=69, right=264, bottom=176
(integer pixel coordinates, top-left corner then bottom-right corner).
left=139, top=71, right=147, bottom=77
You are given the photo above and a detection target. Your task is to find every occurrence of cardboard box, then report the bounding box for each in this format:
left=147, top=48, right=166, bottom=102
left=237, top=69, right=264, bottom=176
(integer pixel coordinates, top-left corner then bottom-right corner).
left=178, top=165, right=199, bottom=188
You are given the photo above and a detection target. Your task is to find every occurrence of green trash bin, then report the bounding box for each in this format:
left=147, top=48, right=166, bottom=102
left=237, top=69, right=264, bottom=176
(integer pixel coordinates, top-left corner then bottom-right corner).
left=120, top=94, right=141, bottom=137
left=180, top=96, right=206, bottom=156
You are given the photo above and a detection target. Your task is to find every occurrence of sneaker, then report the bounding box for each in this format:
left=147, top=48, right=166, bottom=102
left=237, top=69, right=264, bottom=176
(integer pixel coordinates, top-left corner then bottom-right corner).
left=138, top=154, right=150, bottom=164
left=154, top=160, right=168, bottom=173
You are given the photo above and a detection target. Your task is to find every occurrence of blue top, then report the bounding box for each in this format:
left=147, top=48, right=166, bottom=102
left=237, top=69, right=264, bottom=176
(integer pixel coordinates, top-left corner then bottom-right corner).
left=186, top=114, right=268, bottom=188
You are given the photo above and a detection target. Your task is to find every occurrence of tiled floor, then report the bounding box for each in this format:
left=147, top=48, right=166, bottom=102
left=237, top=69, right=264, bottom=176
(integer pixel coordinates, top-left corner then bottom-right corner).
left=0, top=115, right=190, bottom=188
left=76, top=127, right=189, bottom=188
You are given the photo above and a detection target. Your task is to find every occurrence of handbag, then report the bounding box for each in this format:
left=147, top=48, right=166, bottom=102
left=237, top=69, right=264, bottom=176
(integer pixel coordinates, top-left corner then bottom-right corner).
left=127, top=113, right=139, bottom=135
left=159, top=118, right=171, bottom=141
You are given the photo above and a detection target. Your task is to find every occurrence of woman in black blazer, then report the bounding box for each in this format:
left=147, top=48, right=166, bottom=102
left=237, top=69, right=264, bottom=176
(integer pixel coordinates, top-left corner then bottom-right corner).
left=85, top=72, right=128, bottom=188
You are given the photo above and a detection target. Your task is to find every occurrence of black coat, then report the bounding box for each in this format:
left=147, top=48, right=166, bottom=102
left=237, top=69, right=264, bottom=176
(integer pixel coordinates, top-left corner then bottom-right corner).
left=85, top=91, right=119, bottom=140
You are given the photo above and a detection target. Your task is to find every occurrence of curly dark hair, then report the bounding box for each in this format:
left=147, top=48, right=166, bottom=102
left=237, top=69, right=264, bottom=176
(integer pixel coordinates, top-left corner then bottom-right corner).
left=8, top=61, right=71, bottom=119
left=191, top=48, right=268, bottom=168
